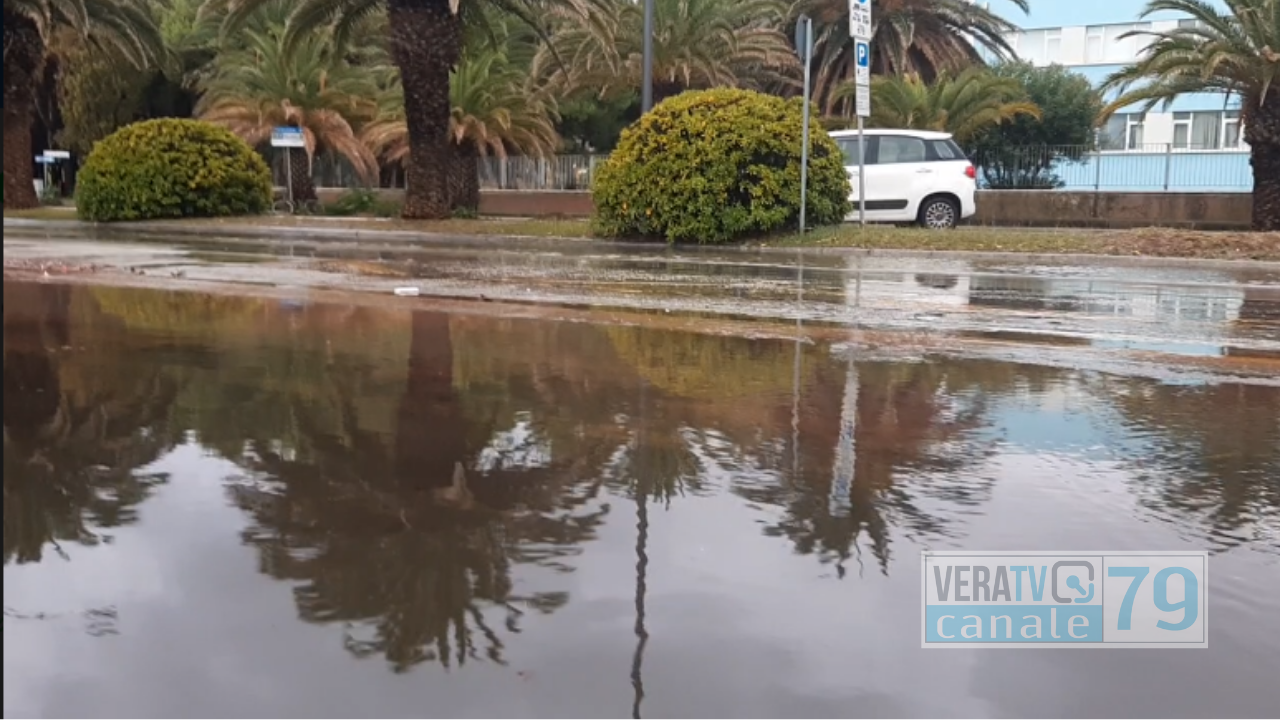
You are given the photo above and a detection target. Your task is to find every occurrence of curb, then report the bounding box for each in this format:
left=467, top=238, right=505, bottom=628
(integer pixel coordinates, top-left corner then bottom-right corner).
left=6, top=216, right=1280, bottom=273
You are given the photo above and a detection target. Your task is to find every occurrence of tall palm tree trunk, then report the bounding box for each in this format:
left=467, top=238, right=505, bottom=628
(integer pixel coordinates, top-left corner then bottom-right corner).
left=448, top=144, right=480, bottom=212
left=387, top=0, right=462, bottom=220
left=286, top=147, right=317, bottom=203
left=1248, top=98, right=1280, bottom=232
left=3, top=15, right=44, bottom=210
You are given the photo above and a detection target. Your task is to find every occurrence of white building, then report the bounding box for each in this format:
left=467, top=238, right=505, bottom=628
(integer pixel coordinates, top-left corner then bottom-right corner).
left=988, top=0, right=1244, bottom=152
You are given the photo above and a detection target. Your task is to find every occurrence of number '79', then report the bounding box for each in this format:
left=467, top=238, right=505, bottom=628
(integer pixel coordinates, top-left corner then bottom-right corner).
left=1108, top=566, right=1199, bottom=631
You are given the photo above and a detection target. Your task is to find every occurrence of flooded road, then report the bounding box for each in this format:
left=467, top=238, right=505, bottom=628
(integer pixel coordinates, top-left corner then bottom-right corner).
left=5, top=228, right=1280, bottom=385
left=4, top=279, right=1279, bottom=718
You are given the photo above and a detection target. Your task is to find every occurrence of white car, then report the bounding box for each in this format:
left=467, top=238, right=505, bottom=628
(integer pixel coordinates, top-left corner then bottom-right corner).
left=828, top=128, right=977, bottom=229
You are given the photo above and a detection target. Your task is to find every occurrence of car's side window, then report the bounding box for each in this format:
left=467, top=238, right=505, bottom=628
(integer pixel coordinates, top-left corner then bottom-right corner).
left=929, top=140, right=960, bottom=160
left=877, top=136, right=927, bottom=164
left=837, top=137, right=876, bottom=166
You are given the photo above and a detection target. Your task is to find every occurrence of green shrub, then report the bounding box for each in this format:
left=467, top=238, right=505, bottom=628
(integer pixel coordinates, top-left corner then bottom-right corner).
left=76, top=118, right=272, bottom=222
left=591, top=88, right=851, bottom=243
left=323, top=188, right=402, bottom=218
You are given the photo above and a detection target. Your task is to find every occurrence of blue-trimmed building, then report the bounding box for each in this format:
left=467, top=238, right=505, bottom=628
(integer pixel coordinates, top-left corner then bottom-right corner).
left=984, top=0, right=1250, bottom=192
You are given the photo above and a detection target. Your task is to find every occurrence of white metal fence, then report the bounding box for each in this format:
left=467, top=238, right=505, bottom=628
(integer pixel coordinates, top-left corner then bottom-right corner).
left=277, top=147, right=1252, bottom=194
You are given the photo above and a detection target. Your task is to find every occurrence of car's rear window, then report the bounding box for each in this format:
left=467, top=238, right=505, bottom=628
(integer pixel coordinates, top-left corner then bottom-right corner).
left=929, top=139, right=966, bottom=161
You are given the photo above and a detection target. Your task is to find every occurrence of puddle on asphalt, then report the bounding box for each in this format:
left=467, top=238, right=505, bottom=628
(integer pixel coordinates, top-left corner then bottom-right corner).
left=3, top=281, right=1280, bottom=718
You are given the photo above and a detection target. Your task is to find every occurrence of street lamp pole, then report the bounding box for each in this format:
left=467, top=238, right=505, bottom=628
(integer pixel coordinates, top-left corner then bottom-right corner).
left=641, top=0, right=655, bottom=112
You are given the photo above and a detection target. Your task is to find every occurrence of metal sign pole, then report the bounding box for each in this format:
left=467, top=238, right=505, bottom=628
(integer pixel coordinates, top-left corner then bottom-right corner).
left=799, top=16, right=812, bottom=234
left=858, top=118, right=867, bottom=227
left=850, top=0, right=872, bottom=228
left=284, top=148, right=294, bottom=207
left=641, top=0, right=655, bottom=113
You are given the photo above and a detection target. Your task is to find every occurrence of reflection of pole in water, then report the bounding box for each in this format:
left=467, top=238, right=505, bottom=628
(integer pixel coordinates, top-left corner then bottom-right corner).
left=830, top=352, right=857, bottom=517
left=630, top=379, right=649, bottom=719
left=792, top=251, right=804, bottom=478
left=630, top=486, right=649, bottom=718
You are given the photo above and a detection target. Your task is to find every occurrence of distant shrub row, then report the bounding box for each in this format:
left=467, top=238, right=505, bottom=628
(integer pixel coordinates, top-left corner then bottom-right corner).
left=76, top=93, right=850, bottom=244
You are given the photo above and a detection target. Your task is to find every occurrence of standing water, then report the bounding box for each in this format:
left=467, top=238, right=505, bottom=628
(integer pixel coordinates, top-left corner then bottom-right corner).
left=3, top=281, right=1278, bottom=718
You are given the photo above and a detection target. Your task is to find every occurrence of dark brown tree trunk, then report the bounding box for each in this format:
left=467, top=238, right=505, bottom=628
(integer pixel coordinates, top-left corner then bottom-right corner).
left=4, top=13, right=44, bottom=210
left=448, top=144, right=480, bottom=212
left=394, top=310, right=468, bottom=490
left=1245, top=93, right=1280, bottom=232
left=387, top=0, right=461, bottom=220
left=287, top=147, right=317, bottom=203
left=1252, top=143, right=1280, bottom=232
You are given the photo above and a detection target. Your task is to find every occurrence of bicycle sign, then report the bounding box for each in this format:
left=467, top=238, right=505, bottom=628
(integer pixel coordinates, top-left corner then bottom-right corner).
left=922, top=551, right=1207, bottom=648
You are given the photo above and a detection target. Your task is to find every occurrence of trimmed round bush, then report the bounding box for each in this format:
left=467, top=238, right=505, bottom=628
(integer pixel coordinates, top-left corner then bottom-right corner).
left=76, top=119, right=272, bottom=222
left=592, top=88, right=851, bottom=243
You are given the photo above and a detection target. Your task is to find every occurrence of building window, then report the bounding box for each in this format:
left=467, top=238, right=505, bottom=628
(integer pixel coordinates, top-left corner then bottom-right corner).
left=1016, top=29, right=1045, bottom=65
left=1224, top=110, right=1242, bottom=148
left=1192, top=111, right=1222, bottom=149
left=1103, top=22, right=1153, bottom=63
left=1174, top=111, right=1243, bottom=150
left=1085, top=26, right=1106, bottom=63
left=1101, top=112, right=1146, bottom=151
left=1044, top=29, right=1062, bottom=63
left=1172, top=112, right=1192, bottom=149
left=1127, top=113, right=1146, bottom=149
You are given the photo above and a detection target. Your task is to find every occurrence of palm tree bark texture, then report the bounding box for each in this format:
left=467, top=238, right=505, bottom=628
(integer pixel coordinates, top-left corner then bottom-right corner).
left=386, top=0, right=462, bottom=219
left=286, top=146, right=318, bottom=202
left=448, top=143, right=480, bottom=212
left=3, top=11, right=44, bottom=210
left=1246, top=92, right=1279, bottom=232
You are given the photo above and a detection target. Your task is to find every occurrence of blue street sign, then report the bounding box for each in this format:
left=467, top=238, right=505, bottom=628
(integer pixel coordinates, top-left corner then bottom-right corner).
left=271, top=127, right=306, bottom=148
left=856, top=41, right=870, bottom=67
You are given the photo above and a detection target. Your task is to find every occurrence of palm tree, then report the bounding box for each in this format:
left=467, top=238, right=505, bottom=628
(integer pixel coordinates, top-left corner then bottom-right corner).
left=1100, top=0, right=1279, bottom=231
left=792, top=0, right=1030, bottom=115
left=836, top=67, right=1041, bottom=144
left=3, top=0, right=162, bottom=209
left=362, top=45, right=561, bottom=211
left=196, top=3, right=380, bottom=202
left=535, top=0, right=799, bottom=105
left=206, top=0, right=587, bottom=220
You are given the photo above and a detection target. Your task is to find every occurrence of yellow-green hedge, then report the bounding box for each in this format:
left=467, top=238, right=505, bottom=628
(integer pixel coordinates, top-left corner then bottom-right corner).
left=76, top=119, right=272, bottom=222
left=592, top=88, right=851, bottom=243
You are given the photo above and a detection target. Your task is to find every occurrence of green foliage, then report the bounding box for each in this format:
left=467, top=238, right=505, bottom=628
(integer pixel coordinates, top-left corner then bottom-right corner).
left=75, top=118, right=272, bottom=222
left=54, top=39, right=152, bottom=156
left=322, top=188, right=401, bottom=217
left=556, top=91, right=640, bottom=152
left=849, top=67, right=1041, bottom=145
left=793, top=0, right=1031, bottom=115
left=591, top=88, right=851, bottom=243
left=968, top=62, right=1103, bottom=189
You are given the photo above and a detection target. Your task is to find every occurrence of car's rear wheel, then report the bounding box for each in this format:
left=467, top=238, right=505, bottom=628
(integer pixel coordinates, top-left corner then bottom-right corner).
left=918, top=196, right=959, bottom=230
